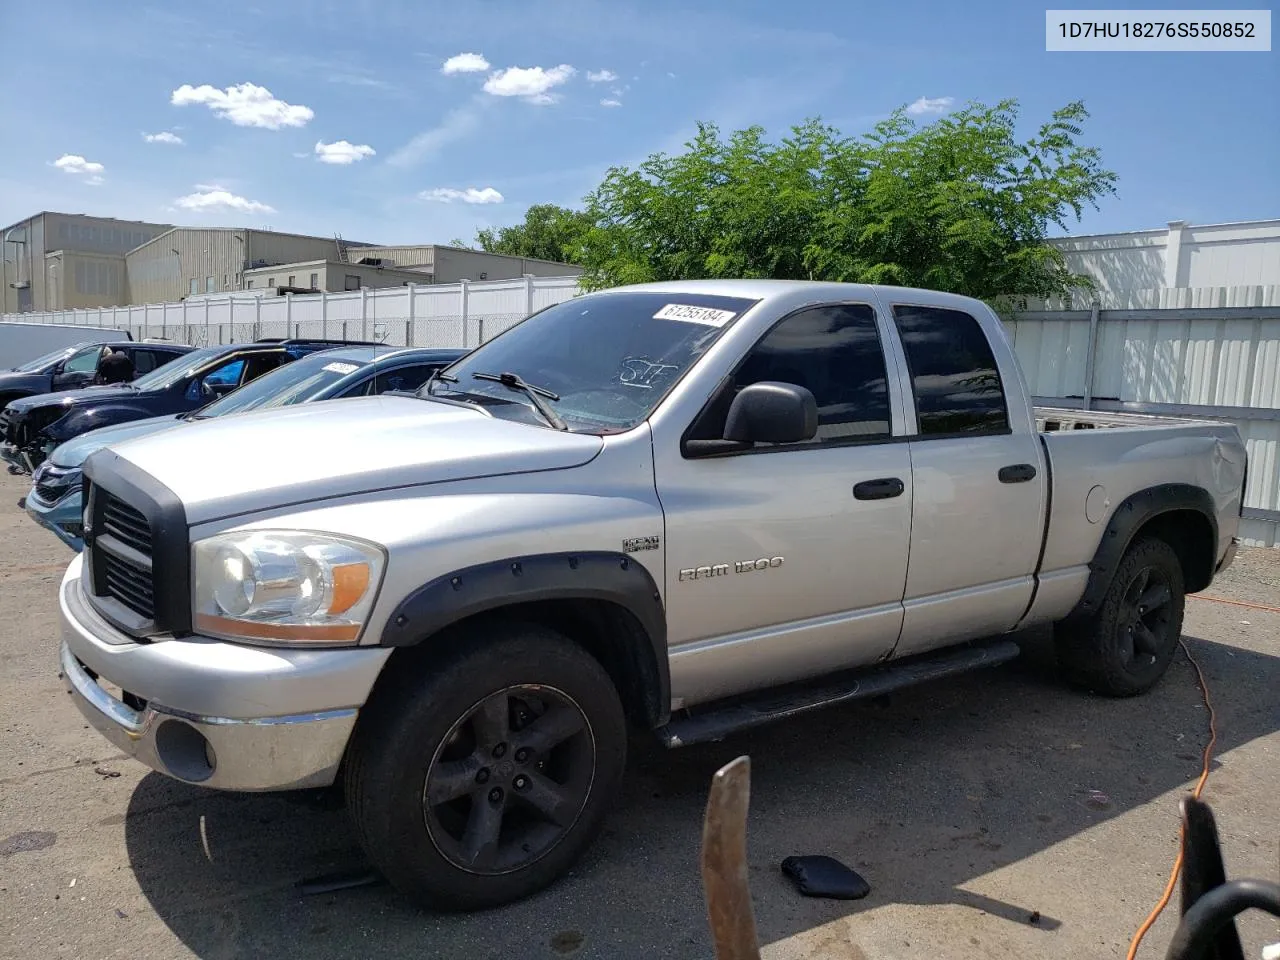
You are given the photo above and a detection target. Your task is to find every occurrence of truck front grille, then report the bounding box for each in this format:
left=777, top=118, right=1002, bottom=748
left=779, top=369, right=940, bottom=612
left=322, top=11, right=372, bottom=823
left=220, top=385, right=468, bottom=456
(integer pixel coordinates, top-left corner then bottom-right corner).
left=95, top=488, right=155, bottom=619
left=101, top=550, right=155, bottom=619
left=101, top=491, right=151, bottom=554
left=82, top=459, right=190, bottom=638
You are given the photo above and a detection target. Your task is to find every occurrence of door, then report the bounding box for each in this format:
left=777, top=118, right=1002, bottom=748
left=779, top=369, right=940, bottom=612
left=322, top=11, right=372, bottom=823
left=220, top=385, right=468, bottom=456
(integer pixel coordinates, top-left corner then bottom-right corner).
left=888, top=303, right=1048, bottom=657
left=51, top=346, right=102, bottom=390
left=656, top=302, right=913, bottom=706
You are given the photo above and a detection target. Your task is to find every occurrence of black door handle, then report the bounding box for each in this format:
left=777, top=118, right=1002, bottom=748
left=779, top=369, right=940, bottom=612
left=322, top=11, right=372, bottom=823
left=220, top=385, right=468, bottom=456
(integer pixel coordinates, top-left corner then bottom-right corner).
left=998, top=463, right=1037, bottom=484
left=853, top=477, right=905, bottom=500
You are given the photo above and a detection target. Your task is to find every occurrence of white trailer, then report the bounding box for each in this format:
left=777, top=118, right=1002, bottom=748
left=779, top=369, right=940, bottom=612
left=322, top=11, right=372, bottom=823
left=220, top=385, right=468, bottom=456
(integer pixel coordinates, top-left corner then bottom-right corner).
left=0, top=321, right=130, bottom=371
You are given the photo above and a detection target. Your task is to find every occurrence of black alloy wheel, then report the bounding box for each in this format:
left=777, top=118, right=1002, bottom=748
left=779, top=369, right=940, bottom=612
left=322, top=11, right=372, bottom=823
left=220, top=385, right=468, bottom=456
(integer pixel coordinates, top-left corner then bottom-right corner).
left=423, top=684, right=596, bottom=875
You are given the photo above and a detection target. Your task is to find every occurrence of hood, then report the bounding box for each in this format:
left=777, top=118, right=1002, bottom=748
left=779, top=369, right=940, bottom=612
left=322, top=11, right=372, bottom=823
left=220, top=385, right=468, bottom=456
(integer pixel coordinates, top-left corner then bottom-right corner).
left=50, top=414, right=186, bottom=469
left=100, top=395, right=604, bottom=524
left=0, top=371, right=46, bottom=386
left=5, top=384, right=137, bottom=415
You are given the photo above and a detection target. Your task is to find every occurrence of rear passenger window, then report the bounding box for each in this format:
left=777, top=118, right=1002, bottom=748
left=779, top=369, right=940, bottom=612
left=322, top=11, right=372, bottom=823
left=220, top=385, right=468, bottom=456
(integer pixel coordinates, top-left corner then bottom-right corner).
left=131, top=350, right=160, bottom=374
left=691, top=304, right=891, bottom=446
left=892, top=305, right=1009, bottom=436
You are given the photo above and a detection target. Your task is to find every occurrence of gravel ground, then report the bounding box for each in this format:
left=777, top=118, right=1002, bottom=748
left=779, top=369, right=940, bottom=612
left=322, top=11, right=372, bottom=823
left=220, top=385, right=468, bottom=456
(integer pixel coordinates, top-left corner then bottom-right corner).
left=0, top=468, right=1276, bottom=960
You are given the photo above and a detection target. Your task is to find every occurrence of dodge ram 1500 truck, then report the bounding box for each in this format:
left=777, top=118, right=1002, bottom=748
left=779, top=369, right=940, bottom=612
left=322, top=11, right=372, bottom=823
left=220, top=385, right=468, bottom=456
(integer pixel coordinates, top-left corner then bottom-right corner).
left=58, top=280, right=1246, bottom=911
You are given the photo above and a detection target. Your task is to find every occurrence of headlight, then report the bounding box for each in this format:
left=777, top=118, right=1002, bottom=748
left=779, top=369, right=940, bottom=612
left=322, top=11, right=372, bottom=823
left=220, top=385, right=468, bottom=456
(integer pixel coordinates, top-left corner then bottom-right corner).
left=192, top=530, right=385, bottom=646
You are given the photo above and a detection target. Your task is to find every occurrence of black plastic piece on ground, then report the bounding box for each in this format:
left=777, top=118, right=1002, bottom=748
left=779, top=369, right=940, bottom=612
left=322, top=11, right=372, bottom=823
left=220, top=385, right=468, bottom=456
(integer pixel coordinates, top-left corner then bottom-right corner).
left=780, top=855, right=870, bottom=900
left=296, top=867, right=385, bottom=896
left=1166, top=880, right=1280, bottom=960
left=1179, top=797, right=1246, bottom=960
left=658, top=639, right=1021, bottom=748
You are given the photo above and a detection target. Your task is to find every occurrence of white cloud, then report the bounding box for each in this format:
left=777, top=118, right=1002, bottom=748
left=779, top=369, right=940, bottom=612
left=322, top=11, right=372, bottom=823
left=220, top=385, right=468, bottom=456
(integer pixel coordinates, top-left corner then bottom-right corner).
left=387, top=103, right=483, bottom=167
left=906, top=95, right=954, bottom=116
left=170, top=82, right=314, bottom=129
left=586, top=69, right=617, bottom=83
left=314, top=139, right=376, bottom=164
left=143, top=131, right=184, bottom=145
left=600, top=98, right=622, bottom=108
left=441, top=52, right=490, bottom=74
left=483, top=64, right=575, bottom=103
left=53, top=154, right=105, bottom=185
left=173, top=187, right=275, bottom=215
left=419, top=187, right=504, bottom=205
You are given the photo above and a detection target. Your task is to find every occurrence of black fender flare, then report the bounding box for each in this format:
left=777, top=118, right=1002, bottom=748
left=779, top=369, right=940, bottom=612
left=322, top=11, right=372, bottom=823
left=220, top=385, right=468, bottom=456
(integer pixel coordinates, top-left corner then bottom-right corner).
left=380, top=551, right=669, bottom=725
left=1069, top=483, right=1218, bottom=620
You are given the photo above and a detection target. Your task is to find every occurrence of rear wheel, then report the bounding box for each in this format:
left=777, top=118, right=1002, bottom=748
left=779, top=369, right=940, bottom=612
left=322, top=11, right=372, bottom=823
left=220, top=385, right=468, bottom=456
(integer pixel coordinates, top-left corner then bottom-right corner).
left=1054, top=536, right=1186, bottom=697
left=344, top=622, right=627, bottom=910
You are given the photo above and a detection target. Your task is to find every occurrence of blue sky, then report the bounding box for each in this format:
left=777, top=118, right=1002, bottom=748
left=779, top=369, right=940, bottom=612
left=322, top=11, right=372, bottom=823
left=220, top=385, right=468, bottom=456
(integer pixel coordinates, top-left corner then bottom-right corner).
left=2, top=0, right=1276, bottom=246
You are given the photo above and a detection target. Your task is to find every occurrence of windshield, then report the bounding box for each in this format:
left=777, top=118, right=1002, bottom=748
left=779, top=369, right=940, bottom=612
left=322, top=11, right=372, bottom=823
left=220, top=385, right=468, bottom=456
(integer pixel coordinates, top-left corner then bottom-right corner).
left=196, top=351, right=368, bottom=417
left=14, top=346, right=77, bottom=373
left=431, top=291, right=759, bottom=433
left=131, top=345, right=226, bottom=391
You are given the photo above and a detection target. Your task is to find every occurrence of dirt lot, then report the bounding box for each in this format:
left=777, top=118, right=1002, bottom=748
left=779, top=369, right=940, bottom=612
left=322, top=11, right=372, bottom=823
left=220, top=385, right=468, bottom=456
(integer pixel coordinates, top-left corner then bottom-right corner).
left=0, top=468, right=1276, bottom=960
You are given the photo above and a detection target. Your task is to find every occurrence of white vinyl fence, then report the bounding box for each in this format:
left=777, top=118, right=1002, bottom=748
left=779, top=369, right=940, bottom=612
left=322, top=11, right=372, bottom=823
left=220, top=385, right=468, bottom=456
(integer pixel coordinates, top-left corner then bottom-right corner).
left=1004, top=285, right=1280, bottom=547
left=8, top=278, right=1280, bottom=544
left=1, top=275, right=585, bottom=351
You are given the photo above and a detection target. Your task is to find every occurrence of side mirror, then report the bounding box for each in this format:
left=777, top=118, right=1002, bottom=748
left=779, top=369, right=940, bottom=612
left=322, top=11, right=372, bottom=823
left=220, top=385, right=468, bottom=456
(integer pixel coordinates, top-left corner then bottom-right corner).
left=724, top=381, right=818, bottom=444
left=684, top=381, right=818, bottom=457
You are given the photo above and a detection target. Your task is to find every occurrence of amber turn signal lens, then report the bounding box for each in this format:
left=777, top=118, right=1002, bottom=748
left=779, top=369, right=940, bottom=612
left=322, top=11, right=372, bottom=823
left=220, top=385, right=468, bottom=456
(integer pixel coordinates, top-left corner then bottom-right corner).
left=328, top=562, right=371, bottom=616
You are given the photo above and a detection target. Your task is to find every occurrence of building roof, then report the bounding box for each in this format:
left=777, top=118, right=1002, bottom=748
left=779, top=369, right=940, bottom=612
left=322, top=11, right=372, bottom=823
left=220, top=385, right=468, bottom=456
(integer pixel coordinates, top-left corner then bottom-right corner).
left=127, top=226, right=379, bottom=257
left=1, top=211, right=173, bottom=235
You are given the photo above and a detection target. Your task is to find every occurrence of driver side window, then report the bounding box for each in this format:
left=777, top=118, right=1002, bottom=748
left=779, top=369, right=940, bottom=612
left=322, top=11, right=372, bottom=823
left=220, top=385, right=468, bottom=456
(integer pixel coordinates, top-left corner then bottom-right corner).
left=62, top=347, right=103, bottom=375
left=686, top=303, right=893, bottom=448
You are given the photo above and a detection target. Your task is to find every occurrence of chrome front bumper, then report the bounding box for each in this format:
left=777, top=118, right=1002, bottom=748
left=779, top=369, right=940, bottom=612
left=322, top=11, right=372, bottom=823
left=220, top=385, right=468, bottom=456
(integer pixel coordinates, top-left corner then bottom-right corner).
left=58, top=556, right=391, bottom=792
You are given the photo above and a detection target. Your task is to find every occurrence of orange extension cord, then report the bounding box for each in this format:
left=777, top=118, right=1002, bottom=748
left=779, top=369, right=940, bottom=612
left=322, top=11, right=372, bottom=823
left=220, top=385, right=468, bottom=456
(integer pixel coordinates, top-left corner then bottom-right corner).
left=1124, top=627, right=1220, bottom=959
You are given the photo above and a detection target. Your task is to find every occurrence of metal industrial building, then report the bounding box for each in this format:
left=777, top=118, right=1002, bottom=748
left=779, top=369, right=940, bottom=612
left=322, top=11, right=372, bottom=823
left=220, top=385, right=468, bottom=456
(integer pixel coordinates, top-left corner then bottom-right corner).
left=241, top=246, right=582, bottom=295
left=2, top=210, right=583, bottom=312
left=125, top=227, right=378, bottom=304
left=1, top=212, right=172, bottom=314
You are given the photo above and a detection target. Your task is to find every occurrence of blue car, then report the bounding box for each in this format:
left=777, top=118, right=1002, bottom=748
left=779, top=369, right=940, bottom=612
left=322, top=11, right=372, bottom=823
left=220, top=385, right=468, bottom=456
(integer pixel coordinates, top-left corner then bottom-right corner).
left=1, top=337, right=385, bottom=474
left=24, top=345, right=467, bottom=549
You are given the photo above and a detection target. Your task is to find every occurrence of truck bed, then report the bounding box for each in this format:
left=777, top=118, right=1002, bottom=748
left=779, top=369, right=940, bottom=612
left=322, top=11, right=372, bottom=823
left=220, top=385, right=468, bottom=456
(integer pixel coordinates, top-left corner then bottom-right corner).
left=1034, top=404, right=1227, bottom=432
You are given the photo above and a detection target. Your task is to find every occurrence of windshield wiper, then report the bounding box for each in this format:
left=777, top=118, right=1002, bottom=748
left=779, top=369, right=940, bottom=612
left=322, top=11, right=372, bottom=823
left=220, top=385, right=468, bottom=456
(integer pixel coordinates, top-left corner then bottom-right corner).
left=471, top=371, right=568, bottom=431
left=417, top=369, right=458, bottom=398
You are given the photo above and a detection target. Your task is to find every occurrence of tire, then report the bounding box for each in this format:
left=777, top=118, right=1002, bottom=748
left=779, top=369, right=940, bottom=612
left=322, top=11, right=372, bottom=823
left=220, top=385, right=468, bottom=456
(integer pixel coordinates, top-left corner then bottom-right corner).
left=1054, top=536, right=1186, bottom=697
left=344, top=621, right=627, bottom=911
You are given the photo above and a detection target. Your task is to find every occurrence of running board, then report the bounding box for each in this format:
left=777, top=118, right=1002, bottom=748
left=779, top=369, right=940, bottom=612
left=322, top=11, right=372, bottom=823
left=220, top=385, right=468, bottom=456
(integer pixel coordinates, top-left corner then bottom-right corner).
left=658, top=639, right=1022, bottom=748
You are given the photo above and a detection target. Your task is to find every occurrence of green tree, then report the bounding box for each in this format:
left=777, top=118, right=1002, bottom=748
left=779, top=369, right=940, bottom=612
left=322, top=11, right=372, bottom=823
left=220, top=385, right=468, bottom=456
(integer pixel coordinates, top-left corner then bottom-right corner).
left=473, top=204, right=593, bottom=264
left=576, top=99, right=1117, bottom=308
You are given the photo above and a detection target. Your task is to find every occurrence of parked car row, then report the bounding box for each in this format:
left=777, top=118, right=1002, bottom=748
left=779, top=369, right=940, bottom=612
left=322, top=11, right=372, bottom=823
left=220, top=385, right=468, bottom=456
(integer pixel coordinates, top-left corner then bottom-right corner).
left=45, top=279, right=1246, bottom=914
left=1, top=337, right=415, bottom=475
left=21, top=343, right=467, bottom=548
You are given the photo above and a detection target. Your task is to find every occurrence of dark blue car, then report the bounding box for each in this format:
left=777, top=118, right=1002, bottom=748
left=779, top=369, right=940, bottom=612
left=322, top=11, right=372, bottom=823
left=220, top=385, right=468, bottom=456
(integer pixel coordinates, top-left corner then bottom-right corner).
left=0, top=338, right=385, bottom=473
left=0, top=339, right=194, bottom=409
left=25, top=344, right=468, bottom=549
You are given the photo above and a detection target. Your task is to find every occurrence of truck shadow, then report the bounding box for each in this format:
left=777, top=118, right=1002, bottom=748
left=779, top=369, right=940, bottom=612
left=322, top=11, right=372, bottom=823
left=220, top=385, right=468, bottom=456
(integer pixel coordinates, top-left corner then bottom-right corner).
left=122, top=630, right=1280, bottom=959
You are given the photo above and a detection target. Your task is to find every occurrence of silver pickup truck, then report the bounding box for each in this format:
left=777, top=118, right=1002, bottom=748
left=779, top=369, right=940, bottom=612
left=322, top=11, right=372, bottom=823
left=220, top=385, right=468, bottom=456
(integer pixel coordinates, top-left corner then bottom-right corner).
left=58, top=280, right=1246, bottom=910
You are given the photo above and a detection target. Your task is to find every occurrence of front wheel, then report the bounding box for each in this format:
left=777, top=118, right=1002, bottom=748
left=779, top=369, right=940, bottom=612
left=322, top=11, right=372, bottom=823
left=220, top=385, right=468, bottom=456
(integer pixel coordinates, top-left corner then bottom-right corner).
left=344, top=623, right=627, bottom=910
left=1054, top=536, right=1186, bottom=697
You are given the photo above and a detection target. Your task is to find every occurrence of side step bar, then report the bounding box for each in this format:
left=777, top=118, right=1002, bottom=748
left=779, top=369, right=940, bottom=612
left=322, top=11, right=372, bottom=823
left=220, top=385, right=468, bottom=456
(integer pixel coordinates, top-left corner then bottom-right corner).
left=658, top=639, right=1022, bottom=748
